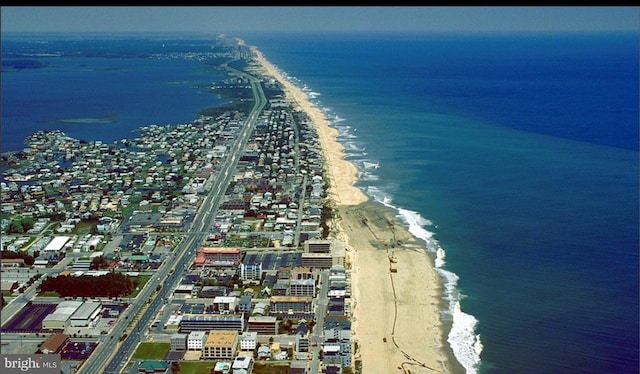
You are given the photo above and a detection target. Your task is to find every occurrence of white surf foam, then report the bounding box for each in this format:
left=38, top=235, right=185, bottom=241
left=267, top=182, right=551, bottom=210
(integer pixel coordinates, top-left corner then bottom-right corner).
left=360, top=172, right=379, bottom=182
left=278, top=76, right=482, bottom=373
left=374, top=194, right=483, bottom=373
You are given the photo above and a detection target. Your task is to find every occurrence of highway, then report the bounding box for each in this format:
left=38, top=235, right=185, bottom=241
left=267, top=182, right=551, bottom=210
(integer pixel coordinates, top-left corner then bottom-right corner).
left=1, top=256, right=73, bottom=327
left=293, top=174, right=308, bottom=248
left=80, top=56, right=268, bottom=373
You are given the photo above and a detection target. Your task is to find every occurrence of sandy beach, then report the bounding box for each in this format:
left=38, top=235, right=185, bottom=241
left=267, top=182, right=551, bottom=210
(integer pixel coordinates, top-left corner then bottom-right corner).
left=249, top=42, right=461, bottom=373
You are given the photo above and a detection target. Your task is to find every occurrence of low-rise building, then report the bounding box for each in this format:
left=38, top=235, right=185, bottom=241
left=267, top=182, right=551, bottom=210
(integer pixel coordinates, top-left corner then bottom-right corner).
left=289, top=359, right=308, bottom=374
left=39, top=333, right=69, bottom=354
left=247, top=316, right=278, bottom=335
left=231, top=356, right=253, bottom=374
left=137, top=360, right=168, bottom=374
left=295, top=322, right=310, bottom=353
left=212, top=296, right=237, bottom=313
left=202, top=330, right=238, bottom=361
left=42, top=300, right=83, bottom=331
left=170, top=333, right=188, bottom=351
left=1, top=258, right=24, bottom=268
left=289, top=278, right=315, bottom=297
left=239, top=331, right=258, bottom=351
left=257, top=344, right=271, bottom=360
left=194, top=247, right=241, bottom=267
left=187, top=331, right=207, bottom=350
left=180, top=314, right=244, bottom=334
left=270, top=296, right=313, bottom=316
left=70, top=301, right=102, bottom=327
left=238, top=294, right=252, bottom=314
left=43, top=236, right=71, bottom=256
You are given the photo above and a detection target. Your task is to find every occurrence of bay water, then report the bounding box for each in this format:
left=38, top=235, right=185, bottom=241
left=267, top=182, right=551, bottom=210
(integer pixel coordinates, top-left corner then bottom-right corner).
left=2, top=31, right=638, bottom=373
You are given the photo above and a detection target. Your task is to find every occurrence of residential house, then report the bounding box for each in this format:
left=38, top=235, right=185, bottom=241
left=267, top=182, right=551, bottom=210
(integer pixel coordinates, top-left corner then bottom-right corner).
left=257, top=344, right=271, bottom=360
left=231, top=356, right=253, bottom=374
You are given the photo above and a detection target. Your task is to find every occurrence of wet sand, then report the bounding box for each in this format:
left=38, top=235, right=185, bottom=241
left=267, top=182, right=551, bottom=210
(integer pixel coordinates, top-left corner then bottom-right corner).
left=248, top=41, right=462, bottom=373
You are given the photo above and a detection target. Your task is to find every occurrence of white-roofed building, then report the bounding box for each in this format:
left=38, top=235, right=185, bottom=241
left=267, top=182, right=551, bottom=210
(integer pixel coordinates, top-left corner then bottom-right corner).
left=231, top=356, right=253, bottom=374
left=43, top=236, right=71, bottom=255
left=239, top=331, right=258, bottom=351
left=70, top=301, right=102, bottom=327
left=323, top=344, right=341, bottom=355
left=213, top=296, right=237, bottom=313
left=240, top=263, right=262, bottom=281
left=187, top=330, right=207, bottom=350
left=42, top=300, right=83, bottom=330
left=164, top=314, right=182, bottom=331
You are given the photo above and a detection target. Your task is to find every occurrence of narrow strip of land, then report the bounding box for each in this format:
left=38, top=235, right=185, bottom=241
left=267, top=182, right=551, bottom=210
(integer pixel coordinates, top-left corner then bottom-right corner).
left=250, top=43, right=460, bottom=373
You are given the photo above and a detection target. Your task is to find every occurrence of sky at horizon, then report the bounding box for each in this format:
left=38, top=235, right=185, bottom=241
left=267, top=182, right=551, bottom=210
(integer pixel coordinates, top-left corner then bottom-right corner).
left=1, top=6, right=639, bottom=34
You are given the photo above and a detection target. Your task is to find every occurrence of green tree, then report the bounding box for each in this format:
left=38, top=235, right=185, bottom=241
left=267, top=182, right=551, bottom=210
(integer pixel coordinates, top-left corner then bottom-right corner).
left=9, top=220, right=23, bottom=234
left=1, top=250, right=35, bottom=266
left=39, top=272, right=136, bottom=297
left=21, top=216, right=35, bottom=232
left=90, top=256, right=109, bottom=270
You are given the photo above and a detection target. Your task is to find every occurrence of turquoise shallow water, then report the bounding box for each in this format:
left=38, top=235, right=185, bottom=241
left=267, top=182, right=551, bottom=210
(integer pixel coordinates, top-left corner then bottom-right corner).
left=244, top=32, right=639, bottom=373
left=2, top=32, right=638, bottom=373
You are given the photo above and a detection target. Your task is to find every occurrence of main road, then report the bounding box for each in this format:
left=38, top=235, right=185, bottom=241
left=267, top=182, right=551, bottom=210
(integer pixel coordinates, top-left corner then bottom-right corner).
left=80, top=54, right=268, bottom=373
left=1, top=257, right=73, bottom=327
left=309, top=270, right=329, bottom=374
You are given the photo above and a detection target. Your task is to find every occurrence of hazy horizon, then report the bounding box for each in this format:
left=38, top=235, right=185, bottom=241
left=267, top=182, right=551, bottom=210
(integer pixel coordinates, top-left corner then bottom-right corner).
left=2, top=6, right=638, bottom=35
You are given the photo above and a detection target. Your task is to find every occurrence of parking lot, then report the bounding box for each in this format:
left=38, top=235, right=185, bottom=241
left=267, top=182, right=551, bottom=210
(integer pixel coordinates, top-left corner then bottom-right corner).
left=60, top=341, right=98, bottom=360
left=1, top=303, right=56, bottom=333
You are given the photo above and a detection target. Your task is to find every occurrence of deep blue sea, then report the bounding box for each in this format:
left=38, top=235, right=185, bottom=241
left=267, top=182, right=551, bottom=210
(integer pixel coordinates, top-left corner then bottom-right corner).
left=243, top=32, right=639, bottom=373
left=2, top=32, right=639, bottom=373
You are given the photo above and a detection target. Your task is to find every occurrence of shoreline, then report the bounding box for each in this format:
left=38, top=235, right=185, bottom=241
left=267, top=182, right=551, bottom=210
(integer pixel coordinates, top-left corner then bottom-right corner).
left=249, top=42, right=464, bottom=373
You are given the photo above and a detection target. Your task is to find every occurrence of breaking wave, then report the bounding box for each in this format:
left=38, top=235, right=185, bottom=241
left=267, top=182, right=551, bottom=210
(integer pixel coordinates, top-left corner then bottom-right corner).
left=294, top=76, right=483, bottom=373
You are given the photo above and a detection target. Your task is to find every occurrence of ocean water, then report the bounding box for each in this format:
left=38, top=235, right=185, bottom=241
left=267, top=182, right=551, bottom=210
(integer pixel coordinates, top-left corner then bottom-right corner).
left=242, top=32, right=639, bottom=373
left=2, top=32, right=639, bottom=373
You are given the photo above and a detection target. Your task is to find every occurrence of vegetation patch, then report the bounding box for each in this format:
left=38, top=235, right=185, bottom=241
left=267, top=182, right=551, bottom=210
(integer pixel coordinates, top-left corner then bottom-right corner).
left=132, top=342, right=170, bottom=360
left=199, top=100, right=252, bottom=118
left=178, top=361, right=215, bottom=374
left=4, top=217, right=35, bottom=234
left=72, top=218, right=98, bottom=235
left=129, top=274, right=150, bottom=298
left=1, top=250, right=35, bottom=265
left=39, top=272, right=137, bottom=297
left=252, top=362, right=290, bottom=374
